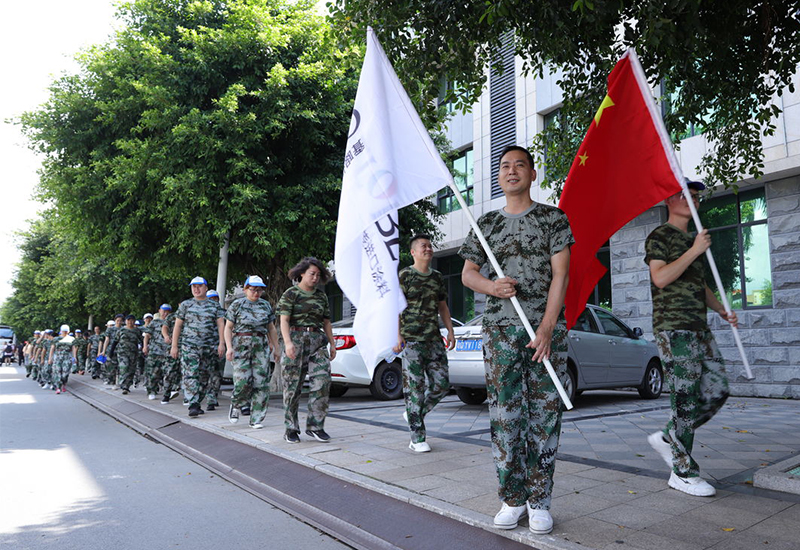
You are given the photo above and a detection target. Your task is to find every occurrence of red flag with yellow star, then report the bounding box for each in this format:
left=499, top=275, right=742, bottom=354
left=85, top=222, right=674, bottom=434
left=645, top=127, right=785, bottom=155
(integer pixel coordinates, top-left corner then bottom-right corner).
left=558, top=49, right=684, bottom=329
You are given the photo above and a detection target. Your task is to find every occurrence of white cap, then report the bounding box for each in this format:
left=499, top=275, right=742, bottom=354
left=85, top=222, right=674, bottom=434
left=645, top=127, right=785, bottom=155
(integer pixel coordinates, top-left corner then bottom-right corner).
left=245, top=275, right=266, bottom=287
left=144, top=312, right=154, bottom=319
left=60, top=324, right=70, bottom=333
left=106, top=320, right=114, bottom=327
left=190, top=276, right=208, bottom=286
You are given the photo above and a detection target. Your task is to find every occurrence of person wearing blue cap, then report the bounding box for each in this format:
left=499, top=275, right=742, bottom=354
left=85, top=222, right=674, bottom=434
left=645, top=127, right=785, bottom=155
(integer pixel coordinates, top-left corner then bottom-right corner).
left=101, top=314, right=125, bottom=388
left=170, top=277, right=226, bottom=417
left=224, top=275, right=279, bottom=428
left=115, top=315, right=143, bottom=394
left=157, top=304, right=182, bottom=403
left=645, top=180, right=738, bottom=498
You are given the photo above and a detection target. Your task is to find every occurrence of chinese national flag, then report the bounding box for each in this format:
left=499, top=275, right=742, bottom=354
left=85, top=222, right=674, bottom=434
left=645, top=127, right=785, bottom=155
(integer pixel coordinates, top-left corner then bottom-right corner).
left=558, top=49, right=684, bottom=329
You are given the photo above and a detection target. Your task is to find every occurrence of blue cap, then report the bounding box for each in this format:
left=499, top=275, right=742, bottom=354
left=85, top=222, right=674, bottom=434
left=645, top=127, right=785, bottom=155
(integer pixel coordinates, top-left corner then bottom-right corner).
left=685, top=179, right=706, bottom=191
left=75, top=329, right=82, bottom=333
left=207, top=290, right=219, bottom=298
left=190, top=276, right=208, bottom=286
left=245, top=275, right=266, bottom=288
left=160, top=303, right=172, bottom=311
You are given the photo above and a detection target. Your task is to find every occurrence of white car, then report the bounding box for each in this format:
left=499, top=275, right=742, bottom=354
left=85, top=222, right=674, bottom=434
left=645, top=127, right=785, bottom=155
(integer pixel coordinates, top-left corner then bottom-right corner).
left=448, top=305, right=663, bottom=405
left=330, top=318, right=463, bottom=400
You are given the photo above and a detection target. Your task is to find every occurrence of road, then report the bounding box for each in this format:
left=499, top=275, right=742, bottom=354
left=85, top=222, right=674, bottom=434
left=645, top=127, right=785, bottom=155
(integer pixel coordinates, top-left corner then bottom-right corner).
left=0, top=364, right=351, bottom=550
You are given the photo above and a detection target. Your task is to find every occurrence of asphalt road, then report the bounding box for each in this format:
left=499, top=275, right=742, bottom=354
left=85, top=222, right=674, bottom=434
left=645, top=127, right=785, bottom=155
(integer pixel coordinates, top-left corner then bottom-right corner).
left=0, top=364, right=351, bottom=550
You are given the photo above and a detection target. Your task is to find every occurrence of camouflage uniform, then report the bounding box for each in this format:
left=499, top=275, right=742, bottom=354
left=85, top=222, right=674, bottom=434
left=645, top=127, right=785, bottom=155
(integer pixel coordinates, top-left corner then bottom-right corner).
left=646, top=223, right=729, bottom=479
left=399, top=267, right=451, bottom=444
left=277, top=285, right=331, bottom=432
left=73, top=335, right=88, bottom=373
left=40, top=338, right=55, bottom=386
left=226, top=297, right=276, bottom=425
left=207, top=308, right=226, bottom=408
left=50, top=336, right=77, bottom=387
left=87, top=333, right=103, bottom=377
left=144, top=318, right=169, bottom=396
left=161, top=313, right=182, bottom=396
left=115, top=326, right=143, bottom=391
left=30, top=338, right=43, bottom=382
left=176, top=298, right=224, bottom=408
left=459, top=202, right=574, bottom=510
left=103, top=325, right=121, bottom=385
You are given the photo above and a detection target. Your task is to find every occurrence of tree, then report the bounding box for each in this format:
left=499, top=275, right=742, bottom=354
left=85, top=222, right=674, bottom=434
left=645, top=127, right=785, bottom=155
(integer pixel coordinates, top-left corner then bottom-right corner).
left=20, top=0, right=442, bottom=308
left=330, top=1, right=800, bottom=197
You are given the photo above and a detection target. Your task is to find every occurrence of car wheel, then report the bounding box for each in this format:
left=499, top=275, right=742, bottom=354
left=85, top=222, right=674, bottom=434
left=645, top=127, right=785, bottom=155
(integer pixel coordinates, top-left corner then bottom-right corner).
left=638, top=359, right=663, bottom=399
left=455, top=387, right=488, bottom=405
left=369, top=360, right=403, bottom=400
left=329, top=383, right=348, bottom=398
left=563, top=364, right=578, bottom=404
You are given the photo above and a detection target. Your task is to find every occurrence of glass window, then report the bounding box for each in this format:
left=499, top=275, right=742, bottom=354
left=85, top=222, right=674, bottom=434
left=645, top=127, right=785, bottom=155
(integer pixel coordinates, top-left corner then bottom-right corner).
left=438, top=149, right=474, bottom=214
left=594, top=309, right=631, bottom=338
left=586, top=243, right=612, bottom=309
left=691, top=187, right=772, bottom=309
left=434, top=254, right=475, bottom=323
left=572, top=310, right=599, bottom=333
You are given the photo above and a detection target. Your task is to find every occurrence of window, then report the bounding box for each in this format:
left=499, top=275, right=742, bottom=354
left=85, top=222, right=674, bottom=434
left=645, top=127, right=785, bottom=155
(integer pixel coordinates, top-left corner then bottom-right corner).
left=437, top=149, right=474, bottom=214
left=690, top=187, right=772, bottom=309
left=438, top=79, right=457, bottom=114
left=586, top=242, right=612, bottom=310
left=573, top=310, right=599, bottom=333
left=435, top=254, right=474, bottom=324
left=542, top=108, right=563, bottom=180
left=593, top=308, right=633, bottom=339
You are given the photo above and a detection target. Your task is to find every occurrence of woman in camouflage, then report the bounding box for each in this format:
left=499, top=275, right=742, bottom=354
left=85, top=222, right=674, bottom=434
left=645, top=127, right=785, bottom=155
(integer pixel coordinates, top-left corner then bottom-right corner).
left=224, top=276, right=280, bottom=429
left=47, top=325, right=77, bottom=394
left=277, top=258, right=337, bottom=443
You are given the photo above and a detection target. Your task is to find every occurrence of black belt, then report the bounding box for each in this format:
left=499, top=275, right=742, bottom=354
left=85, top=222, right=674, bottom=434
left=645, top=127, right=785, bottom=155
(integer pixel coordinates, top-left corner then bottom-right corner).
left=235, top=332, right=266, bottom=337
left=290, top=326, right=320, bottom=332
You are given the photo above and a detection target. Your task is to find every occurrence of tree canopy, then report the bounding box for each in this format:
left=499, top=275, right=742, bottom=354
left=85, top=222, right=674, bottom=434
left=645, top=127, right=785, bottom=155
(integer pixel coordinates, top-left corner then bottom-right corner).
left=330, top=0, right=800, bottom=196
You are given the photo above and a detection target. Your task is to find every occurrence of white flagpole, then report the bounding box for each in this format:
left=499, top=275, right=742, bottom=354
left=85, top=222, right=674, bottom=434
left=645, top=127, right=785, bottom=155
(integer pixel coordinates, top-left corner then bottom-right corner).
left=447, top=179, right=574, bottom=410
left=681, top=187, right=754, bottom=380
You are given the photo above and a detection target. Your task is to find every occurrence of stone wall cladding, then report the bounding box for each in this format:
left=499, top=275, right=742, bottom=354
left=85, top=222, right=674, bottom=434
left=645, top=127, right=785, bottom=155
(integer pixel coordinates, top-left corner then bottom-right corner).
left=611, top=176, right=799, bottom=399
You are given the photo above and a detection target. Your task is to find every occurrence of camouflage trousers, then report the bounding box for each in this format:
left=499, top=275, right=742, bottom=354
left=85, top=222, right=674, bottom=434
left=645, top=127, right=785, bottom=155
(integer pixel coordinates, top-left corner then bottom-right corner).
left=104, top=355, right=119, bottom=385
left=144, top=353, right=172, bottom=395
left=52, top=355, right=72, bottom=387
left=231, top=335, right=273, bottom=425
left=134, top=352, right=145, bottom=387
left=281, top=331, right=331, bottom=432
left=483, top=325, right=567, bottom=510
left=402, top=340, right=450, bottom=443
left=38, top=361, right=52, bottom=385
left=25, top=359, right=33, bottom=376
left=30, top=361, right=40, bottom=381
left=117, top=349, right=140, bottom=391
left=655, top=329, right=729, bottom=478
left=72, top=353, right=85, bottom=373
left=180, top=345, right=218, bottom=407
left=87, top=355, right=101, bottom=378
left=206, top=356, right=225, bottom=406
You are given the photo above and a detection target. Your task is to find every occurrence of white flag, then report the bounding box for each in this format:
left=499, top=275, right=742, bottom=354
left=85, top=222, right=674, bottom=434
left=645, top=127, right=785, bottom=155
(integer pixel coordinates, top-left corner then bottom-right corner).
left=334, top=28, right=452, bottom=374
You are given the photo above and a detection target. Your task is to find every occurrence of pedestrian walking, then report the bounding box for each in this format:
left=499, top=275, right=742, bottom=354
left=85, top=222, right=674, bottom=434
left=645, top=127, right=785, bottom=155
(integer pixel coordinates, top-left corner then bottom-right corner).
left=460, top=145, right=573, bottom=535
left=39, top=330, right=56, bottom=389
left=28, top=331, right=42, bottom=380
left=224, top=276, right=280, bottom=429
left=394, top=234, right=455, bottom=453
left=48, top=325, right=77, bottom=394
left=206, top=290, right=225, bottom=411
left=73, top=329, right=88, bottom=374
left=158, top=304, right=182, bottom=403
left=115, top=315, right=143, bottom=394
left=87, top=326, right=103, bottom=378
left=645, top=180, right=737, bottom=497
left=277, top=258, right=337, bottom=443
left=101, top=315, right=124, bottom=387
left=170, top=277, right=225, bottom=417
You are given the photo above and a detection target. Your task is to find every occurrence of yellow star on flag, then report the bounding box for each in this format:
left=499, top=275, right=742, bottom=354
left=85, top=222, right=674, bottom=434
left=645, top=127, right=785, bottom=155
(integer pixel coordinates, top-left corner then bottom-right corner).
left=594, top=94, right=615, bottom=125
left=578, top=152, right=588, bottom=166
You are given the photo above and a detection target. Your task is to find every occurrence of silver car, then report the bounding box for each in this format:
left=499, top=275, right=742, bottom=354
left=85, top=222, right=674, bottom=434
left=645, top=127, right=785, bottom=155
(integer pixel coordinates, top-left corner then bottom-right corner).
left=448, top=305, right=664, bottom=405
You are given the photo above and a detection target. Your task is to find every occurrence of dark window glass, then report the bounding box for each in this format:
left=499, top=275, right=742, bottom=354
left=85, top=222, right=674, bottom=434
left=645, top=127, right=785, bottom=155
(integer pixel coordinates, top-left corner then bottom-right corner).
left=594, top=309, right=631, bottom=338
left=573, top=310, right=599, bottom=333
left=438, top=149, right=474, bottom=214
left=435, top=254, right=475, bottom=323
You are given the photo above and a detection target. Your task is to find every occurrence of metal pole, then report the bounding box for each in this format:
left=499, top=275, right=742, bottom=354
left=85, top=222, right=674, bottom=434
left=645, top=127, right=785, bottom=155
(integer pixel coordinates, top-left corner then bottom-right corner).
left=681, top=187, right=754, bottom=380
left=216, top=232, right=230, bottom=302
left=448, top=179, right=574, bottom=410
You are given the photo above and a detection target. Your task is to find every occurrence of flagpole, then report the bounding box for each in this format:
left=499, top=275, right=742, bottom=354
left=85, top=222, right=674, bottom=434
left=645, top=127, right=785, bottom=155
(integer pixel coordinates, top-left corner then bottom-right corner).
left=681, top=187, right=754, bottom=380
left=447, top=179, right=574, bottom=410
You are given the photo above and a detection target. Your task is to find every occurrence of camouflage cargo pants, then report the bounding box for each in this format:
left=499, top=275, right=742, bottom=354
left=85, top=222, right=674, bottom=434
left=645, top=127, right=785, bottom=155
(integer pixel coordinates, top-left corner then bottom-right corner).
left=281, top=331, right=331, bottom=432
left=162, top=356, right=181, bottom=396
left=73, top=352, right=86, bottom=373
left=118, top=349, right=140, bottom=391
left=53, top=356, right=72, bottom=387
left=206, top=356, right=225, bottom=406
left=134, top=352, right=145, bottom=386
left=30, top=361, right=40, bottom=381
left=181, top=345, right=217, bottom=407
left=402, top=340, right=450, bottom=443
left=483, top=325, right=567, bottom=510
left=231, top=335, right=272, bottom=425
left=104, top=355, right=119, bottom=385
left=655, top=329, right=729, bottom=478
left=144, top=353, right=169, bottom=395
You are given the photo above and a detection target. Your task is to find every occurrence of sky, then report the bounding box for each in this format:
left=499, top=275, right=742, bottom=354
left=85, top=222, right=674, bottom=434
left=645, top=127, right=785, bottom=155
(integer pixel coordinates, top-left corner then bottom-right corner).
left=0, top=0, right=118, bottom=307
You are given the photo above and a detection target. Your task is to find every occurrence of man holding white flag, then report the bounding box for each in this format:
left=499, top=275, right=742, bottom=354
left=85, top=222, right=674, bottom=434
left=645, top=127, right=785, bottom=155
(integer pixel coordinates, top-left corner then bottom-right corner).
left=334, top=28, right=452, bottom=375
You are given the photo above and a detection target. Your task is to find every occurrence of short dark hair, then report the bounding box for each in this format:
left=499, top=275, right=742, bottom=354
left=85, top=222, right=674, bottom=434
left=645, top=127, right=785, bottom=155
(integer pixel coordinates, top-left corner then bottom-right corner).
left=114, top=313, right=125, bottom=319
left=409, top=234, right=432, bottom=248
left=125, top=314, right=136, bottom=321
left=288, top=257, right=331, bottom=284
left=499, top=145, right=534, bottom=170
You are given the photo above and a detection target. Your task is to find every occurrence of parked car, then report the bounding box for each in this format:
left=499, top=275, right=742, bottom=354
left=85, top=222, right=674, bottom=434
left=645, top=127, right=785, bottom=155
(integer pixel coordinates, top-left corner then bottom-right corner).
left=329, top=317, right=463, bottom=400
left=448, top=305, right=663, bottom=405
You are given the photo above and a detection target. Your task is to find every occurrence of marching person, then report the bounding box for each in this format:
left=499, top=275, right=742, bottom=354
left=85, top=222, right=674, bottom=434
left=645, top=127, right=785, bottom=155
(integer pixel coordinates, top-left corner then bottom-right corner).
left=39, top=330, right=56, bottom=389
left=48, top=325, right=77, bottom=394
left=101, top=314, right=124, bottom=387
left=87, top=325, right=104, bottom=379
left=645, top=180, right=737, bottom=497
left=25, top=331, right=41, bottom=378
left=277, top=257, right=337, bottom=443
left=460, top=146, right=573, bottom=535
left=206, top=290, right=224, bottom=411
left=73, top=329, right=88, bottom=375
left=143, top=306, right=170, bottom=400
left=116, top=315, right=143, bottom=394
left=159, top=304, right=182, bottom=404
left=224, top=276, right=280, bottom=429
left=394, top=234, right=455, bottom=452
left=170, top=277, right=225, bottom=417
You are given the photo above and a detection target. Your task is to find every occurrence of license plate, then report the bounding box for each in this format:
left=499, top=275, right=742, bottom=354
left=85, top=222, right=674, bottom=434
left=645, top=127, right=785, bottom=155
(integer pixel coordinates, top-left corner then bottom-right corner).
left=456, top=339, right=482, bottom=352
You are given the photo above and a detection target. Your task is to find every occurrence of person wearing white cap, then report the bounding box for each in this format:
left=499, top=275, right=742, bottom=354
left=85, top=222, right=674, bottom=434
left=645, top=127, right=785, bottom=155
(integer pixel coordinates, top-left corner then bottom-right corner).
left=224, top=275, right=280, bottom=429
left=101, top=315, right=125, bottom=388
left=143, top=305, right=173, bottom=401
left=72, top=329, right=88, bottom=375
left=170, top=277, right=226, bottom=417
left=48, top=325, right=77, bottom=394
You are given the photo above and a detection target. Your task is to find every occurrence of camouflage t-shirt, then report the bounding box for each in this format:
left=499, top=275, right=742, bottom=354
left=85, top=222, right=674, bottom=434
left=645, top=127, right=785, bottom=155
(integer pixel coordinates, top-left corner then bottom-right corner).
left=458, top=202, right=574, bottom=328
left=276, top=285, right=330, bottom=328
left=52, top=336, right=76, bottom=359
left=145, top=318, right=168, bottom=356
left=399, top=267, right=447, bottom=342
left=114, top=326, right=143, bottom=354
left=226, top=297, right=276, bottom=334
left=176, top=298, right=224, bottom=349
left=73, top=336, right=88, bottom=358
left=88, top=334, right=102, bottom=355
left=104, top=326, right=121, bottom=353
left=645, top=223, right=709, bottom=332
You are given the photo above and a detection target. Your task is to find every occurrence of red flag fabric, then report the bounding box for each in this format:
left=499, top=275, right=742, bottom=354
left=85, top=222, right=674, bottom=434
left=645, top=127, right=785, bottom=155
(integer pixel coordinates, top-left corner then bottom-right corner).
left=558, top=49, right=684, bottom=329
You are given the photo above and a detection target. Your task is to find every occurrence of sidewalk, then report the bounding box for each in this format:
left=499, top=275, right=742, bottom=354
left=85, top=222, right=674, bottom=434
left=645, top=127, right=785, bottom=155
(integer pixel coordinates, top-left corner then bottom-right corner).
left=67, top=374, right=800, bottom=550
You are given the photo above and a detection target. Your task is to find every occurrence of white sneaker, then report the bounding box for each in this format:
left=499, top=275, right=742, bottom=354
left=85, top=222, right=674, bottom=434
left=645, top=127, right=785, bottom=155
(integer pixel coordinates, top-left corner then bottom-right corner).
left=148, top=393, right=156, bottom=400
left=648, top=431, right=672, bottom=468
left=403, top=410, right=409, bottom=423
left=493, top=502, right=526, bottom=530
left=527, top=504, right=553, bottom=534
left=250, top=423, right=264, bottom=429
left=229, top=405, right=240, bottom=424
left=408, top=440, right=431, bottom=453
left=170, top=390, right=180, bottom=399
left=668, top=472, right=716, bottom=497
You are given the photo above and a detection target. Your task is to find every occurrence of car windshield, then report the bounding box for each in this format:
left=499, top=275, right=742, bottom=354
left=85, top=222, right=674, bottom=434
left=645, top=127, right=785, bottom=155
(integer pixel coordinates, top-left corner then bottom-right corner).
left=0, top=328, right=13, bottom=339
